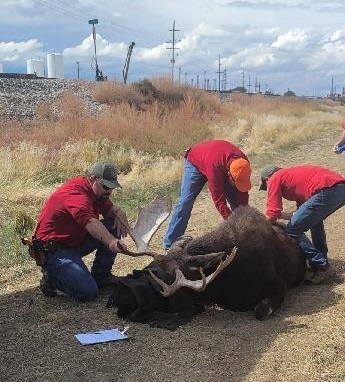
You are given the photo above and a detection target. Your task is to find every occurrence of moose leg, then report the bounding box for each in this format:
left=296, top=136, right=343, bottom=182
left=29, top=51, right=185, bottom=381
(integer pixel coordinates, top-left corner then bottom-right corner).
left=254, top=276, right=287, bottom=320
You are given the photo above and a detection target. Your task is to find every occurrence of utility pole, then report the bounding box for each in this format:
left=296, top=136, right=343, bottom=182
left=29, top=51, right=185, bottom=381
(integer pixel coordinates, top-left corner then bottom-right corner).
left=203, top=71, right=206, bottom=89
left=184, top=72, right=188, bottom=84
left=241, top=69, right=245, bottom=93
left=196, top=74, right=199, bottom=88
left=76, top=61, right=80, bottom=80
left=166, top=20, right=180, bottom=82
left=222, top=68, right=227, bottom=91
left=248, top=75, right=251, bottom=93
left=216, top=55, right=224, bottom=94
left=88, top=18, right=106, bottom=81
left=122, top=42, right=135, bottom=84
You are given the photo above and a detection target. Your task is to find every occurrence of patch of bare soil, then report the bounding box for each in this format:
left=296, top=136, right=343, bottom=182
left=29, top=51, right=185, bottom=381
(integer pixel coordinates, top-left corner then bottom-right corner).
left=2, top=132, right=345, bottom=382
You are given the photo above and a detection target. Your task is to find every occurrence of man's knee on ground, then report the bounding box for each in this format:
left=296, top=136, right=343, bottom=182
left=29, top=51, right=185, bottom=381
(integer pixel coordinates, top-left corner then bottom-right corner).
left=74, top=283, right=99, bottom=302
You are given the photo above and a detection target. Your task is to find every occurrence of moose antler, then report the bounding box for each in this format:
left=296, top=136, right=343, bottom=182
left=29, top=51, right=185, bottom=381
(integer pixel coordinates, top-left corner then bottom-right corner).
left=117, top=195, right=172, bottom=258
left=148, top=247, right=238, bottom=297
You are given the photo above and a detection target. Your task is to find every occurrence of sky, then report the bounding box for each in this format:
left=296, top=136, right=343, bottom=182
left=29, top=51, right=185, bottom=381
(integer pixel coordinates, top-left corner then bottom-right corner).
left=1, top=0, right=345, bottom=96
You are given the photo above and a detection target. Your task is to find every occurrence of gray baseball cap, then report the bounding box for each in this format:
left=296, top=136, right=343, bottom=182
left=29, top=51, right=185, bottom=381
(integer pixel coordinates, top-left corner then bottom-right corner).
left=88, top=161, right=122, bottom=189
left=259, top=164, right=280, bottom=190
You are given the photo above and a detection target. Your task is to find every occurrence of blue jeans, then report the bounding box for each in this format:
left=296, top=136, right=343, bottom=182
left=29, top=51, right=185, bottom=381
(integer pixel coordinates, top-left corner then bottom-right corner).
left=43, top=218, right=118, bottom=302
left=286, top=182, right=345, bottom=266
left=163, top=160, right=237, bottom=250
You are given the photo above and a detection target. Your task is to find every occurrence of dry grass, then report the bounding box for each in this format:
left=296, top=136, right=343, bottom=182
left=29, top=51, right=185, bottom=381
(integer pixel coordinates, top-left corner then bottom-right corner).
left=2, top=87, right=345, bottom=382
left=2, top=130, right=345, bottom=382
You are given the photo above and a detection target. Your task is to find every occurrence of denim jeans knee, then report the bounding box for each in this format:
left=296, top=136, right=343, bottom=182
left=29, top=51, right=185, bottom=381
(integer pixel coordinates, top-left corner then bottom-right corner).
left=45, top=247, right=99, bottom=302
left=163, top=160, right=206, bottom=250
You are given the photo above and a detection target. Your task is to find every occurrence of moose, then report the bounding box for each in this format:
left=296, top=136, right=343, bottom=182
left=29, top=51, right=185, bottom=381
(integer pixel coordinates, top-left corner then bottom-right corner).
left=108, top=197, right=306, bottom=329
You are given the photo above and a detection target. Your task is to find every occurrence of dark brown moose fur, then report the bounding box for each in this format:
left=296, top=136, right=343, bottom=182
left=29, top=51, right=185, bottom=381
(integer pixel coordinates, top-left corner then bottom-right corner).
left=154, top=205, right=306, bottom=319
left=108, top=206, right=306, bottom=324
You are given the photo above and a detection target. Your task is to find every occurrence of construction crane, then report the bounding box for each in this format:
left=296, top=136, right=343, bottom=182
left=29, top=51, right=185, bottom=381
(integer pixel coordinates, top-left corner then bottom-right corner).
left=122, top=42, right=135, bottom=84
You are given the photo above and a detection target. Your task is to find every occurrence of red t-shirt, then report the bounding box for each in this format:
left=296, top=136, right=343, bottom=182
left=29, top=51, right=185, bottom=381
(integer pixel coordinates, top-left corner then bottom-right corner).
left=35, top=176, right=113, bottom=246
left=187, top=139, right=249, bottom=218
left=266, top=165, right=345, bottom=220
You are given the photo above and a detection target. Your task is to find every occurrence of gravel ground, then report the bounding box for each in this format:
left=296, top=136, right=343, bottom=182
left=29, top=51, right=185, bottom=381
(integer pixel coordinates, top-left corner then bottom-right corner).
left=0, top=77, right=105, bottom=119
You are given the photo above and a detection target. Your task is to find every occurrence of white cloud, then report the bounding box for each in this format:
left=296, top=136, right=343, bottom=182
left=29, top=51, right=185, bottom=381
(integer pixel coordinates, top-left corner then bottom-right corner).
left=64, top=34, right=127, bottom=58
left=324, top=30, right=345, bottom=42
left=135, top=45, right=167, bottom=61
left=305, top=41, right=345, bottom=72
left=221, top=45, right=279, bottom=70
left=0, top=39, right=43, bottom=61
left=271, top=29, right=309, bottom=50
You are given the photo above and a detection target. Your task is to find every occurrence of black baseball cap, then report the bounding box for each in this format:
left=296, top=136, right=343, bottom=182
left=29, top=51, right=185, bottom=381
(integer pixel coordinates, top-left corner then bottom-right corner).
left=88, top=161, right=122, bottom=189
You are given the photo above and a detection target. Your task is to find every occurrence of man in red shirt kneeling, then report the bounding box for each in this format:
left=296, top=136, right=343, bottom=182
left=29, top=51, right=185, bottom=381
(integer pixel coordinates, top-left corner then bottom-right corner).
left=260, top=164, right=345, bottom=284
left=34, top=161, right=129, bottom=301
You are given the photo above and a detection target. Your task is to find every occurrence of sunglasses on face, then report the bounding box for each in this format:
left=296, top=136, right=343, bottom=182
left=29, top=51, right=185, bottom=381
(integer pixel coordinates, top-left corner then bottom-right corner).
left=97, top=179, right=113, bottom=191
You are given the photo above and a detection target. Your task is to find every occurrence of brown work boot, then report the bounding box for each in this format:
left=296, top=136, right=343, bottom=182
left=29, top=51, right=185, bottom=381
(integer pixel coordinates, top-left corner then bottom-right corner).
left=39, top=271, right=57, bottom=297
left=306, top=263, right=336, bottom=285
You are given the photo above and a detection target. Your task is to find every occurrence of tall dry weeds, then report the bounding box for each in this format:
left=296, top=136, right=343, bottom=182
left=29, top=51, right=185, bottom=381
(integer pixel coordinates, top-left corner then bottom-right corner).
left=1, top=83, right=344, bottom=267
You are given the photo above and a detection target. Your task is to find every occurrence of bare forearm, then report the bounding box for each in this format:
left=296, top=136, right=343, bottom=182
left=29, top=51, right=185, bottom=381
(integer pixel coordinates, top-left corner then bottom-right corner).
left=85, top=218, right=119, bottom=248
left=104, top=205, right=130, bottom=238
left=266, top=210, right=293, bottom=223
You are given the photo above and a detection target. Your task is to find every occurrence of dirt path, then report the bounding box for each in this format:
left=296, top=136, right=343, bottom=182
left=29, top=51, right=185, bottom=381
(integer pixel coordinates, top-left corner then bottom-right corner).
left=1, top=132, right=345, bottom=382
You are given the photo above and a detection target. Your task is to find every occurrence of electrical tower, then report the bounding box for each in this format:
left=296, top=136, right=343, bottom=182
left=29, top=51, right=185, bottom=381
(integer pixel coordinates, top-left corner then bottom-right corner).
left=222, top=68, right=227, bottom=91
left=88, top=19, right=106, bottom=81
left=255, top=77, right=258, bottom=93
left=241, top=69, right=245, bottom=93
left=166, top=20, right=180, bottom=82
left=122, top=42, right=135, bottom=84
left=76, top=61, right=80, bottom=80
left=216, top=55, right=224, bottom=94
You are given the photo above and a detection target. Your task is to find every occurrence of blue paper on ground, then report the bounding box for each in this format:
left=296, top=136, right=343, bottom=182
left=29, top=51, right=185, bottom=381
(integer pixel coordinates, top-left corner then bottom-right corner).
left=335, top=144, right=345, bottom=153
left=75, top=329, right=128, bottom=345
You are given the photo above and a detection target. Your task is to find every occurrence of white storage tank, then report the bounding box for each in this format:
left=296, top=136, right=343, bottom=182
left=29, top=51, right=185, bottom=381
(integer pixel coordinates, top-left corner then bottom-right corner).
left=47, top=53, right=64, bottom=79
left=27, top=58, right=44, bottom=77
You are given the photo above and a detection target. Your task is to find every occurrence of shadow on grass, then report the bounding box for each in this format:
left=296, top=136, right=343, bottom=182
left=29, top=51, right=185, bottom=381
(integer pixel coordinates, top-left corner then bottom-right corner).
left=0, top=264, right=343, bottom=382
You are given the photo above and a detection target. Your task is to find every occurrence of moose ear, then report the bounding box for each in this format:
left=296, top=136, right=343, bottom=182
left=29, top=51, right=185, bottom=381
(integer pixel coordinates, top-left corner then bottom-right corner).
left=170, top=235, right=194, bottom=250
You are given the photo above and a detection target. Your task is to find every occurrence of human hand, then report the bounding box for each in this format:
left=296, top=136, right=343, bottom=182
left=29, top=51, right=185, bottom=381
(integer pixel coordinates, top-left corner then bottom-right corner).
left=333, top=144, right=341, bottom=154
left=280, top=210, right=294, bottom=221
left=112, top=207, right=130, bottom=238
left=108, top=239, right=128, bottom=253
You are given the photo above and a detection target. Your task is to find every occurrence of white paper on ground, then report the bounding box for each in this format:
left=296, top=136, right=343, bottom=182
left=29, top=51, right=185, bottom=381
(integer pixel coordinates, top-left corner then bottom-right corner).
left=75, top=329, right=129, bottom=345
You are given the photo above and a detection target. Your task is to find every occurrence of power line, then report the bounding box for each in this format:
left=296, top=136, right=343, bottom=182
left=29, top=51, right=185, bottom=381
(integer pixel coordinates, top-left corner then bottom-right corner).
left=31, top=0, right=163, bottom=45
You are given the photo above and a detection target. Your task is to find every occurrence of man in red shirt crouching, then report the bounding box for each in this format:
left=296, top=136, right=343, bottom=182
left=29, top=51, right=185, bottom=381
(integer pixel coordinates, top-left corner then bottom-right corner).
left=259, top=164, right=345, bottom=284
left=34, top=161, right=130, bottom=301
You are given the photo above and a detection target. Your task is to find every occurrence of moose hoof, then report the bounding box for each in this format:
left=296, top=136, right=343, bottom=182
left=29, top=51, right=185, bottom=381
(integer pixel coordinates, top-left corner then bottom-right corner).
left=254, top=299, right=273, bottom=320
